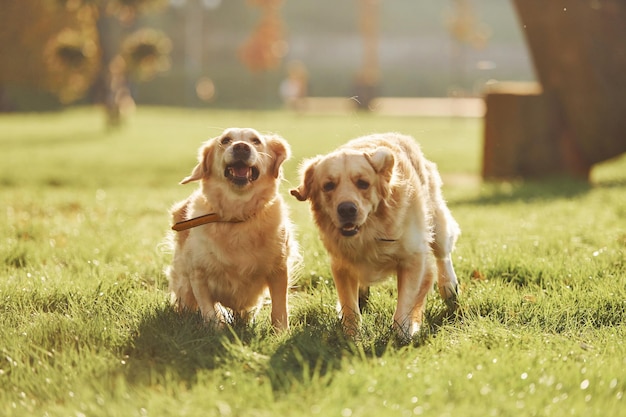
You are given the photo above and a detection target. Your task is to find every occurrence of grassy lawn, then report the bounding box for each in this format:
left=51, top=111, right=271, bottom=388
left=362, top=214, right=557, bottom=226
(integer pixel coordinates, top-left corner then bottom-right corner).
left=1, top=107, right=624, bottom=416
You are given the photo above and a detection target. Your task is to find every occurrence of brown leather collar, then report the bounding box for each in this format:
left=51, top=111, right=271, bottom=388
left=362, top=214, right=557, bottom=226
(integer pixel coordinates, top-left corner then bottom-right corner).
left=172, top=196, right=278, bottom=232
left=172, top=213, right=224, bottom=232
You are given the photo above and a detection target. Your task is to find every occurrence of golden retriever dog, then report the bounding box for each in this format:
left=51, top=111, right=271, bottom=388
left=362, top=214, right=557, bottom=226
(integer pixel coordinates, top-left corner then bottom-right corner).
left=166, top=127, right=299, bottom=331
left=290, top=133, right=460, bottom=340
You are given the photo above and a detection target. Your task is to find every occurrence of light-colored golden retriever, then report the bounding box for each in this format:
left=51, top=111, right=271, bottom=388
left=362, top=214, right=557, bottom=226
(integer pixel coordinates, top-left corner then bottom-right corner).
left=291, top=132, right=460, bottom=340
left=166, top=127, right=299, bottom=331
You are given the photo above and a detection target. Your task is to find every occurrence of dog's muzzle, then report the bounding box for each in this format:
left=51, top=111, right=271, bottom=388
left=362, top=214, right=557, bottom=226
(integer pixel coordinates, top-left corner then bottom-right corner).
left=337, top=201, right=359, bottom=237
left=224, top=142, right=260, bottom=186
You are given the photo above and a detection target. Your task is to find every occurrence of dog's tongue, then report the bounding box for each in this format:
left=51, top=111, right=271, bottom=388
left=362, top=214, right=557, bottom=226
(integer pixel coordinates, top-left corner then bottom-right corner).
left=232, top=165, right=249, bottom=178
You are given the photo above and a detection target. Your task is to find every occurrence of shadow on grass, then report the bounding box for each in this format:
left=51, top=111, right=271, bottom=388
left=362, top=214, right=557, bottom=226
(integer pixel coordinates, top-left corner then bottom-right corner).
left=122, top=296, right=463, bottom=393
left=269, top=299, right=463, bottom=390
left=454, top=177, right=594, bottom=206
left=421, top=300, right=464, bottom=339
left=122, top=302, right=351, bottom=390
left=266, top=314, right=348, bottom=391
left=122, top=305, right=234, bottom=385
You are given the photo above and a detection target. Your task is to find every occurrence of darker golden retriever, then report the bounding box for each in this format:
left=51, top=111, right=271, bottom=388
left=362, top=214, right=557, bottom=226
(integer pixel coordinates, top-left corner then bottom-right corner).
left=291, top=132, right=460, bottom=340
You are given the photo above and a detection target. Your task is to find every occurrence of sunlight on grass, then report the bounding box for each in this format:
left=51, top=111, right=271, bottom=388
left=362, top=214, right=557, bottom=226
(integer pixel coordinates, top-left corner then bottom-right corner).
left=1, top=107, right=625, bottom=416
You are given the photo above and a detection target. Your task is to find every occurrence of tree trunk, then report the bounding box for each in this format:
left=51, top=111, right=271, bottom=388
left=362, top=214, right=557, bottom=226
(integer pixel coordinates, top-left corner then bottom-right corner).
left=512, top=0, right=626, bottom=165
left=92, top=10, right=126, bottom=127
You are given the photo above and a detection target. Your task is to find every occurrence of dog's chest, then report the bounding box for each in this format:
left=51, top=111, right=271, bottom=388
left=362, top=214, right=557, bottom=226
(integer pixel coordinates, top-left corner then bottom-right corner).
left=327, top=228, right=429, bottom=283
left=187, top=221, right=284, bottom=278
left=333, top=236, right=397, bottom=267
left=184, top=224, right=281, bottom=309
left=192, top=224, right=272, bottom=261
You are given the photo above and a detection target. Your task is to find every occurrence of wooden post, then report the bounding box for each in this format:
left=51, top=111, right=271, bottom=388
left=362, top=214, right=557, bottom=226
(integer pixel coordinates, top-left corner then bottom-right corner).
left=483, top=82, right=589, bottom=179
left=483, top=0, right=626, bottom=180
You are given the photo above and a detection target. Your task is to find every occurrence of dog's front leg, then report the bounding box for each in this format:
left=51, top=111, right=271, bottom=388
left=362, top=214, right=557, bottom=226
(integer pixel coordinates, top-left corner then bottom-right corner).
left=189, top=270, right=219, bottom=324
left=268, top=267, right=289, bottom=331
left=167, top=266, right=198, bottom=312
left=331, top=260, right=361, bottom=338
left=394, top=255, right=432, bottom=342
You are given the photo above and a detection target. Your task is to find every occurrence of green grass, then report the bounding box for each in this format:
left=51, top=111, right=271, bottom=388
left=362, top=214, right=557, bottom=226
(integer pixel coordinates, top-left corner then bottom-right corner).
left=1, top=107, right=625, bottom=416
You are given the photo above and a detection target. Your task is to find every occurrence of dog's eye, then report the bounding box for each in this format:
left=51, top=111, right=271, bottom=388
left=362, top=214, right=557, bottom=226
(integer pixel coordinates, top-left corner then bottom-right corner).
left=356, top=179, right=370, bottom=190
left=251, top=137, right=262, bottom=145
left=323, top=181, right=336, bottom=192
left=221, top=136, right=232, bottom=145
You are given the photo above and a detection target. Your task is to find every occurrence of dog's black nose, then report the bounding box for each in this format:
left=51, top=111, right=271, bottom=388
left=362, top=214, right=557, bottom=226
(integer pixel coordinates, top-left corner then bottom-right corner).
left=337, top=202, right=357, bottom=221
left=232, top=142, right=251, bottom=160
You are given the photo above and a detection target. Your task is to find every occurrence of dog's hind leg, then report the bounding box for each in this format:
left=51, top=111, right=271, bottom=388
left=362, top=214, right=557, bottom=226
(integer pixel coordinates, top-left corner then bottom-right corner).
left=431, top=203, right=461, bottom=310
left=423, top=159, right=461, bottom=309
left=358, top=285, right=371, bottom=312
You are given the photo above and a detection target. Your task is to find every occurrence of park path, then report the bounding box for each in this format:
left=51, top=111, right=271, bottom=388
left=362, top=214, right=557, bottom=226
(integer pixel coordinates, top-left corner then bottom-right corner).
left=300, top=97, right=485, bottom=117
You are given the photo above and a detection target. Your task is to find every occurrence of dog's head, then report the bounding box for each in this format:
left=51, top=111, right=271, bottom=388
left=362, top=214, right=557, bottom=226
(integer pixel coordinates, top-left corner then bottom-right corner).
left=181, top=127, right=290, bottom=191
left=291, top=147, right=394, bottom=237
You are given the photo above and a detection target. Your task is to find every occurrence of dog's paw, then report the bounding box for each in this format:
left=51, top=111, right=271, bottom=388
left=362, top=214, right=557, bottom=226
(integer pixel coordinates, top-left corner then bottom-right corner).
left=438, top=282, right=460, bottom=311
left=340, top=311, right=363, bottom=341
left=392, top=321, right=419, bottom=345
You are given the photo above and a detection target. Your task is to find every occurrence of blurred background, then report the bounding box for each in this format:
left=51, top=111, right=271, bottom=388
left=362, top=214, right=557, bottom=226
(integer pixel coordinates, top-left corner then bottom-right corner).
left=2, top=0, right=624, bottom=179
left=0, top=0, right=531, bottom=112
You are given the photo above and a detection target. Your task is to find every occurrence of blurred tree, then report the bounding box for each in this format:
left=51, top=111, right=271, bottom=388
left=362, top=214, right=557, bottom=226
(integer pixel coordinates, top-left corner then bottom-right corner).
left=0, top=1, right=99, bottom=110
left=0, top=0, right=171, bottom=126
left=445, top=0, right=490, bottom=49
left=239, top=0, right=287, bottom=72
left=445, top=0, right=491, bottom=96
left=58, top=0, right=171, bottom=127
left=483, top=0, right=626, bottom=180
left=353, top=0, right=379, bottom=110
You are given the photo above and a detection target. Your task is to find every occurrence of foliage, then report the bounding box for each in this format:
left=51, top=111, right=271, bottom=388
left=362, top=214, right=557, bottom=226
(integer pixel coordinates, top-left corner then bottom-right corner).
left=55, top=0, right=167, bottom=22
left=445, top=0, right=491, bottom=48
left=0, top=1, right=100, bottom=104
left=44, top=27, right=101, bottom=103
left=121, top=28, right=172, bottom=81
left=0, top=0, right=170, bottom=116
left=0, top=108, right=625, bottom=416
left=239, top=0, right=287, bottom=72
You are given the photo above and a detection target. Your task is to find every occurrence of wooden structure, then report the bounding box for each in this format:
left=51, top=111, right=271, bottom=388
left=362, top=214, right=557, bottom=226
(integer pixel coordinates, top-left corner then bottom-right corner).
left=483, top=0, right=626, bottom=180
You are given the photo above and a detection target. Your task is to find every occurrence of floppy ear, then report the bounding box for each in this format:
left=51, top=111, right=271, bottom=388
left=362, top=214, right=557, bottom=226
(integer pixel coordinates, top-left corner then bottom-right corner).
left=290, top=157, right=319, bottom=202
left=266, top=134, right=291, bottom=178
left=365, top=147, right=394, bottom=180
left=180, top=139, right=215, bottom=184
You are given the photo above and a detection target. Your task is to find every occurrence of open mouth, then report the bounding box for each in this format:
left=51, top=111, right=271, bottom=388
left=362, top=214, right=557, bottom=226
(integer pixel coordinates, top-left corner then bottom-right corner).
left=224, top=161, right=260, bottom=186
left=340, top=223, right=360, bottom=237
